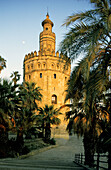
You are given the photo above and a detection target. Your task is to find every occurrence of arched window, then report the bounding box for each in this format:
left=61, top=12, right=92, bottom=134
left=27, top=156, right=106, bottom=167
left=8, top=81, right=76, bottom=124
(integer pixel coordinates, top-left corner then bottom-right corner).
left=51, top=63, right=54, bottom=69
left=43, top=63, right=46, bottom=69
left=65, top=77, right=67, bottom=81
left=54, top=74, right=56, bottom=79
left=40, top=73, right=42, bottom=78
left=57, top=64, right=59, bottom=69
left=31, top=63, right=33, bottom=69
left=38, top=63, right=41, bottom=68
left=51, top=94, right=57, bottom=104
left=28, top=65, right=30, bottom=70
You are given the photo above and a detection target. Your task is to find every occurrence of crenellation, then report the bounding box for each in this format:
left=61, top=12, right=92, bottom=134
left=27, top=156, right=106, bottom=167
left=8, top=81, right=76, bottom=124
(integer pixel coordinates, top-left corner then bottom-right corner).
left=60, top=52, right=63, bottom=58
left=56, top=51, right=59, bottom=57
left=38, top=50, right=41, bottom=56
left=25, top=54, right=28, bottom=60
left=28, top=53, right=31, bottom=58
left=34, top=51, right=37, bottom=56
left=31, top=52, right=34, bottom=58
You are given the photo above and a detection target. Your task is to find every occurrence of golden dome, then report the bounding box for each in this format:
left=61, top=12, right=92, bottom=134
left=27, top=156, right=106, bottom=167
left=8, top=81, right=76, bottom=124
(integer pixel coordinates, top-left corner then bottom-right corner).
left=42, top=13, right=54, bottom=27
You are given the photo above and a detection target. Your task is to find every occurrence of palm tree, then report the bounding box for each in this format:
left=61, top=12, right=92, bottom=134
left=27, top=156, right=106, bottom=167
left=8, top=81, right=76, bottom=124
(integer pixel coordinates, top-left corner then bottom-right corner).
left=10, top=71, right=21, bottom=86
left=60, top=0, right=111, bottom=103
left=0, top=79, right=18, bottom=157
left=97, top=89, right=111, bottom=169
left=38, top=105, right=61, bottom=141
left=61, top=0, right=111, bottom=65
left=64, top=60, right=110, bottom=166
left=66, top=101, right=110, bottom=166
left=0, top=79, right=18, bottom=131
left=21, top=82, right=42, bottom=112
left=60, top=0, right=111, bottom=167
left=0, top=56, right=6, bottom=72
left=16, top=82, right=42, bottom=140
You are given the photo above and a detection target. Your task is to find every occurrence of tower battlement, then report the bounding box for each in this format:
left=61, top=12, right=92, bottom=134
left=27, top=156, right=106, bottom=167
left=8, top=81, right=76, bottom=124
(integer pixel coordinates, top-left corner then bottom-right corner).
left=24, top=50, right=68, bottom=61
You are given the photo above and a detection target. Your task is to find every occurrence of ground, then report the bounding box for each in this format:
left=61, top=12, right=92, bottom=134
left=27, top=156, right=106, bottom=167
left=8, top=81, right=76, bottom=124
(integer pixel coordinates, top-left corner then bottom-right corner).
left=0, top=135, right=87, bottom=170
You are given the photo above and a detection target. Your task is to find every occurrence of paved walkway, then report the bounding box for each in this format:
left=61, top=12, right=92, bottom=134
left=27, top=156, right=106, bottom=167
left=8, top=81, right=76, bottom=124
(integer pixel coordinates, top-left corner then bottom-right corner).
left=0, top=135, right=86, bottom=170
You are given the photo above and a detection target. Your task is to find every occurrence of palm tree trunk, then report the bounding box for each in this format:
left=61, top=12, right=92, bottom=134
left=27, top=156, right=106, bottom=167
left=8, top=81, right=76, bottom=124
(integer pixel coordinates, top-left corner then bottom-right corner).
left=16, top=130, right=24, bottom=155
left=108, top=103, right=111, bottom=170
left=83, top=131, right=96, bottom=167
left=42, top=121, right=44, bottom=138
left=16, top=129, right=24, bottom=145
left=45, top=123, right=51, bottom=141
left=0, top=127, right=8, bottom=158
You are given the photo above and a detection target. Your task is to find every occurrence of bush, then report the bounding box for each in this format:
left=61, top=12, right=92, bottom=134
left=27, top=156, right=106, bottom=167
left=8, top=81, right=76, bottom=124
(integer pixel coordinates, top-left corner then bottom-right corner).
left=49, top=138, right=56, bottom=145
left=22, top=146, right=30, bottom=155
left=43, top=137, right=56, bottom=145
left=7, top=138, right=27, bottom=157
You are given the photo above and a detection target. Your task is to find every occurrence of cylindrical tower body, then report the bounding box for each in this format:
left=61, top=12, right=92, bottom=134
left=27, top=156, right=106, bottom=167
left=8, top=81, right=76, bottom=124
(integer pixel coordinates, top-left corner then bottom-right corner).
left=23, top=14, right=71, bottom=137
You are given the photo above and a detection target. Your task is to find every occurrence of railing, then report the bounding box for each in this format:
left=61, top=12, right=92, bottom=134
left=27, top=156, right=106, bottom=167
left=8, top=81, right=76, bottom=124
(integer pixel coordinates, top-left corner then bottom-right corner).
left=75, top=153, right=108, bottom=170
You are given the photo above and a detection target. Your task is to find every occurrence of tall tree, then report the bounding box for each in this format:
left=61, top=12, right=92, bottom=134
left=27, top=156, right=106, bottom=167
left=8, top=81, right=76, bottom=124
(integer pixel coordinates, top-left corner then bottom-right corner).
left=38, top=105, right=61, bottom=141
left=10, top=71, right=21, bottom=86
left=60, top=0, right=111, bottom=167
left=0, top=79, right=18, bottom=157
left=60, top=0, right=111, bottom=91
left=0, top=56, right=6, bottom=72
left=16, top=82, right=42, bottom=140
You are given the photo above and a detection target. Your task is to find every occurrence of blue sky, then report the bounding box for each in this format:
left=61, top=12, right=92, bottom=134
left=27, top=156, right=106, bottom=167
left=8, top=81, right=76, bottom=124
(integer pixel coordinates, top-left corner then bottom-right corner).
left=0, top=0, right=93, bottom=82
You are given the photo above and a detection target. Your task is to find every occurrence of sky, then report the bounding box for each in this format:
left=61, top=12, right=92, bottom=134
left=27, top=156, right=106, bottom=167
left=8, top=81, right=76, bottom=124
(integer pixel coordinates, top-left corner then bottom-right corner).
left=0, top=0, right=93, bottom=83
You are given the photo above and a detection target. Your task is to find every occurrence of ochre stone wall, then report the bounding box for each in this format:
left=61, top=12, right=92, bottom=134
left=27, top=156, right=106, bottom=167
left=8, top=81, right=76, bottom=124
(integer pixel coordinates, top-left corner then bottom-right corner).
left=23, top=14, right=71, bottom=137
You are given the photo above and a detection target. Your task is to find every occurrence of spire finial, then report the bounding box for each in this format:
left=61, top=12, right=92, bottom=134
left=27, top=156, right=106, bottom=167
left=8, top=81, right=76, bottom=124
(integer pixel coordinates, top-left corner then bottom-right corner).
left=46, top=7, right=49, bottom=18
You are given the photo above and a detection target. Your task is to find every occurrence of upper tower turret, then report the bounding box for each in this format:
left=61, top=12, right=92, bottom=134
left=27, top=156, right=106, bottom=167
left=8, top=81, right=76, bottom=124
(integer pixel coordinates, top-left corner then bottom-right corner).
left=40, top=13, right=56, bottom=56
left=42, top=13, right=54, bottom=31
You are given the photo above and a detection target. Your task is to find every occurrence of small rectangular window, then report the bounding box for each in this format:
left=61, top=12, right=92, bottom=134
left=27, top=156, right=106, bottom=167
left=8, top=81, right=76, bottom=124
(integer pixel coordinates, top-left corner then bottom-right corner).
left=54, top=74, right=56, bottom=79
left=40, top=73, right=42, bottom=78
left=29, top=75, right=31, bottom=79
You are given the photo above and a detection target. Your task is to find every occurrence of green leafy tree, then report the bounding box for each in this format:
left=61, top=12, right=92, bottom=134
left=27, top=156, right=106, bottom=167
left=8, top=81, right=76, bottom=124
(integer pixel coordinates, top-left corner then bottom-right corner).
left=60, top=0, right=111, bottom=102
left=38, top=105, right=61, bottom=141
left=0, top=56, right=6, bottom=72
left=0, top=79, right=18, bottom=157
left=10, top=71, right=21, bottom=86
left=16, top=82, right=42, bottom=141
left=97, top=90, right=111, bottom=169
left=60, top=0, right=111, bottom=167
left=66, top=101, right=110, bottom=166
left=64, top=59, right=110, bottom=166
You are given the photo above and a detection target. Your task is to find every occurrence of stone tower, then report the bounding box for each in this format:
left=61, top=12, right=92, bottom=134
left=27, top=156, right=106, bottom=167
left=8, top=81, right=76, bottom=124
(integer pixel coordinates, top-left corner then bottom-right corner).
left=23, top=14, right=71, bottom=137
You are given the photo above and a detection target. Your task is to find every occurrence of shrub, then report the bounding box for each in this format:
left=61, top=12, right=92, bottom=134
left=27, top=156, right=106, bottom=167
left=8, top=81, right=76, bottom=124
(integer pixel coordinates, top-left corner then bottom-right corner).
left=49, top=138, right=56, bottom=145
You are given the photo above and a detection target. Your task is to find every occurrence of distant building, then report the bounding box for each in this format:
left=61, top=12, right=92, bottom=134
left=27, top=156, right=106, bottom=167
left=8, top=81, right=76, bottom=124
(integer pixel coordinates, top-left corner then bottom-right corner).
left=23, top=13, right=71, bottom=137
